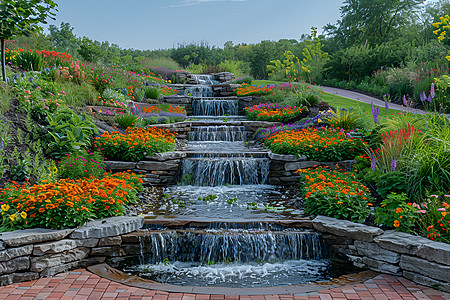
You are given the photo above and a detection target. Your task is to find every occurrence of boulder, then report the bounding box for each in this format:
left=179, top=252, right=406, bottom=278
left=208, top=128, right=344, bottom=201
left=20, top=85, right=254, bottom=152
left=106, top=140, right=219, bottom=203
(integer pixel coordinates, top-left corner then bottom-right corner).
left=312, top=216, right=383, bottom=242
left=33, top=239, right=99, bottom=256
left=70, top=217, right=144, bottom=239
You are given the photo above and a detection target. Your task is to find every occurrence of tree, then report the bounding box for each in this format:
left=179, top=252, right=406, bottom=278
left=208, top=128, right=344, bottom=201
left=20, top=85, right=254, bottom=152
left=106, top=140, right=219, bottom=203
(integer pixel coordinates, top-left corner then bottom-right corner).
left=78, top=37, right=102, bottom=63
left=0, top=0, right=57, bottom=81
left=48, top=22, right=79, bottom=58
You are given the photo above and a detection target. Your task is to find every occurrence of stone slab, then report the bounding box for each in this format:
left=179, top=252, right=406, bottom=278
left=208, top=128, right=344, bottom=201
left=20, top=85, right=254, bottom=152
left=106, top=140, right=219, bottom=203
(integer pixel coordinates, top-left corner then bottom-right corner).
left=145, top=151, right=186, bottom=161
left=362, top=257, right=401, bottom=275
left=400, top=255, right=450, bottom=283
left=285, top=161, right=323, bottom=171
left=0, top=245, right=33, bottom=262
left=312, top=216, right=383, bottom=242
left=136, top=161, right=179, bottom=171
left=0, top=257, right=30, bottom=274
left=403, top=271, right=450, bottom=293
left=0, top=228, right=74, bottom=247
left=268, top=152, right=306, bottom=162
left=69, top=216, right=144, bottom=239
left=104, top=161, right=137, bottom=170
left=39, top=257, right=105, bottom=277
left=31, top=247, right=90, bottom=272
left=416, top=241, right=450, bottom=266
left=374, top=230, right=432, bottom=255
left=33, top=239, right=99, bottom=256
left=354, top=241, right=400, bottom=264
left=98, top=236, right=122, bottom=247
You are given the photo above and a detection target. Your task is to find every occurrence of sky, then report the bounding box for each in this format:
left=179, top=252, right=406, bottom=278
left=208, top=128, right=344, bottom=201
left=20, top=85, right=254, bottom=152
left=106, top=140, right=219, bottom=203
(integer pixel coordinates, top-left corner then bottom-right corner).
left=44, top=0, right=434, bottom=51
left=43, top=0, right=345, bottom=50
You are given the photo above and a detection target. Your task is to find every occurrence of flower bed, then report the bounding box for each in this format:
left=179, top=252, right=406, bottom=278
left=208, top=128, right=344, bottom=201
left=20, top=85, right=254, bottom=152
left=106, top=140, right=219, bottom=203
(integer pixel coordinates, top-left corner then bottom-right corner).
left=233, top=84, right=275, bottom=97
left=264, top=127, right=366, bottom=161
left=94, top=127, right=177, bottom=162
left=297, top=168, right=373, bottom=223
left=244, top=102, right=305, bottom=123
left=0, top=172, right=143, bottom=231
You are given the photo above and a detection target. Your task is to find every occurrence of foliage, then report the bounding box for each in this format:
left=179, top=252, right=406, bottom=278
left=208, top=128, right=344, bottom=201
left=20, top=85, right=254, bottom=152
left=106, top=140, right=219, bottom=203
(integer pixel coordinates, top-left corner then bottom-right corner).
left=143, top=86, right=161, bottom=100
left=95, top=127, right=177, bottom=162
left=244, top=102, right=305, bottom=123
left=298, top=167, right=373, bottom=223
left=114, top=112, right=139, bottom=128
left=0, top=172, right=143, bottom=231
left=325, top=108, right=362, bottom=131
left=233, top=83, right=275, bottom=97
left=418, top=195, right=450, bottom=243
left=58, top=150, right=105, bottom=179
left=264, top=127, right=366, bottom=161
left=374, top=193, right=419, bottom=233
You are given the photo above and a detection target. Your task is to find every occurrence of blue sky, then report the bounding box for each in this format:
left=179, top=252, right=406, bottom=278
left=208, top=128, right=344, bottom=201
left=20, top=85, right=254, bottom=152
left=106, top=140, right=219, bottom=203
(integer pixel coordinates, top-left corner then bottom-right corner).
left=44, top=1, right=382, bottom=50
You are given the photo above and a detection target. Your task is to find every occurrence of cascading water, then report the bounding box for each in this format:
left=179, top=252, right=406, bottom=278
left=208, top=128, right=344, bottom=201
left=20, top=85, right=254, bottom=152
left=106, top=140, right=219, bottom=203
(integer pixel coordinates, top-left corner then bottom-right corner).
left=192, top=98, right=239, bottom=116
left=189, top=126, right=246, bottom=142
left=190, top=74, right=220, bottom=85
left=181, top=156, right=269, bottom=186
left=184, top=86, right=214, bottom=98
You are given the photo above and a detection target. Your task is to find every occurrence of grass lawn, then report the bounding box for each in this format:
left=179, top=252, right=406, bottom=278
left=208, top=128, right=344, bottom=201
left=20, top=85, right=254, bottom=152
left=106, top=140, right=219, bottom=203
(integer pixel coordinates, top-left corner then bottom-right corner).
left=321, top=92, right=407, bottom=123
left=251, top=79, right=286, bottom=86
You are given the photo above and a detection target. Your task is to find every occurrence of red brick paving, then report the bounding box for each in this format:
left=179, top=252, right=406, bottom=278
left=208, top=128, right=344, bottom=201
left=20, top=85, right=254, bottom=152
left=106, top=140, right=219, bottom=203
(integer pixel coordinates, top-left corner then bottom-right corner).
left=0, top=270, right=448, bottom=300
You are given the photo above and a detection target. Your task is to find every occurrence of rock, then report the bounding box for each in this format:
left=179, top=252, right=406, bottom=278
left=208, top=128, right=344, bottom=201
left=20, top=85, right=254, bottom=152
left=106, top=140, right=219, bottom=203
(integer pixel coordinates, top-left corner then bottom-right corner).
left=91, top=246, right=125, bottom=257
left=279, top=176, right=301, bottom=183
left=98, top=236, right=122, bottom=247
left=136, top=161, right=179, bottom=171
left=374, top=230, right=432, bottom=255
left=362, top=257, right=401, bottom=275
left=336, top=160, right=357, bottom=170
left=400, top=255, right=450, bottom=282
left=0, top=229, right=74, bottom=247
left=347, top=255, right=365, bottom=268
left=312, top=216, right=384, bottom=242
left=33, top=239, right=99, bottom=256
left=40, top=257, right=105, bottom=277
left=416, top=241, right=450, bottom=266
left=285, top=161, right=323, bottom=171
left=70, top=217, right=144, bottom=239
left=354, top=241, right=400, bottom=264
left=0, top=245, right=33, bottom=262
left=11, top=272, right=39, bottom=284
left=268, top=152, right=306, bottom=162
left=0, top=257, right=30, bottom=274
left=144, top=152, right=186, bottom=161
left=403, top=271, right=450, bottom=293
left=321, top=234, right=353, bottom=245
left=104, top=161, right=137, bottom=170
left=30, top=247, right=90, bottom=272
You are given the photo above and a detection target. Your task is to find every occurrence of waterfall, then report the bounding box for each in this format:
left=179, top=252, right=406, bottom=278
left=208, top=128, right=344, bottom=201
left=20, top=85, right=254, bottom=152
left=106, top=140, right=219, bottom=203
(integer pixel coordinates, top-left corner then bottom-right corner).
left=189, top=126, right=246, bottom=142
left=184, top=86, right=214, bottom=98
left=191, top=74, right=220, bottom=85
left=181, top=156, right=269, bottom=186
left=138, top=230, right=329, bottom=265
left=192, top=99, right=239, bottom=116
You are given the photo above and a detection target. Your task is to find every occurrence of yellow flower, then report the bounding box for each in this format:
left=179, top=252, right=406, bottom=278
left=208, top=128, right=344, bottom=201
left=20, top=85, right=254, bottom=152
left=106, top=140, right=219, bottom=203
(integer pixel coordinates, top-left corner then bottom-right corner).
left=9, top=214, right=16, bottom=222
left=1, top=204, right=10, bottom=212
left=20, top=211, right=27, bottom=219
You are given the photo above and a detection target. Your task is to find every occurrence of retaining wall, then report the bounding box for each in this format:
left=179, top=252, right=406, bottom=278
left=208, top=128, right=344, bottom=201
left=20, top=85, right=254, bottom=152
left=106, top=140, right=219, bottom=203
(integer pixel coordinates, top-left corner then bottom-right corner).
left=0, top=216, right=449, bottom=293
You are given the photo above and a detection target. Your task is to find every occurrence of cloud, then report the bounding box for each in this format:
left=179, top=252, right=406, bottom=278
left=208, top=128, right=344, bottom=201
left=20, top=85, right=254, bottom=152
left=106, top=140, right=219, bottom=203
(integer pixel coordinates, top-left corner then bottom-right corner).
left=163, top=0, right=247, bottom=8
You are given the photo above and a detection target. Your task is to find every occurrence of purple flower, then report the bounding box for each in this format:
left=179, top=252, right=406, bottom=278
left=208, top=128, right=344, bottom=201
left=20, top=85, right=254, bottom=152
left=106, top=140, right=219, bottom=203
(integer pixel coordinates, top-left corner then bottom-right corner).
left=403, top=95, right=407, bottom=106
left=371, top=102, right=379, bottom=123
left=391, top=158, right=397, bottom=171
left=371, top=155, right=377, bottom=171
left=428, top=94, right=432, bottom=102
left=420, top=92, right=425, bottom=102
left=430, top=83, right=435, bottom=98
left=384, top=99, right=389, bottom=111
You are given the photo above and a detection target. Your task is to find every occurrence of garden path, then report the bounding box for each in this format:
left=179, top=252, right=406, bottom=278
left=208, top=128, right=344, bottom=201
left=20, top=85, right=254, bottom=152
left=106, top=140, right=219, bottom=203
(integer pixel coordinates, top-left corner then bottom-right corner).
left=321, top=86, right=428, bottom=114
left=0, top=269, right=448, bottom=299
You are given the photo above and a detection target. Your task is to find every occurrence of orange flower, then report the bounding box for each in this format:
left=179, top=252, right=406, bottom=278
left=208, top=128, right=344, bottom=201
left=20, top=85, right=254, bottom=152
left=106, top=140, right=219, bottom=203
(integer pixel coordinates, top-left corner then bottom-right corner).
left=394, top=220, right=400, bottom=228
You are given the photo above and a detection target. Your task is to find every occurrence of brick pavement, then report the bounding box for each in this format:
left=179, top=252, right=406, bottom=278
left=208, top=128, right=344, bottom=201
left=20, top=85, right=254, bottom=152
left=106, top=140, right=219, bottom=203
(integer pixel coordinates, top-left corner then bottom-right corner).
left=0, top=269, right=448, bottom=300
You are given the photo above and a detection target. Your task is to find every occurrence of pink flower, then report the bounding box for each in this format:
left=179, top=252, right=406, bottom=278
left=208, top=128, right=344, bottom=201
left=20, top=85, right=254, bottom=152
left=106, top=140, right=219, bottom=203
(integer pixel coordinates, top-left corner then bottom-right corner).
left=438, top=208, right=446, bottom=211
left=430, top=195, right=439, bottom=198
left=418, top=210, right=426, bottom=214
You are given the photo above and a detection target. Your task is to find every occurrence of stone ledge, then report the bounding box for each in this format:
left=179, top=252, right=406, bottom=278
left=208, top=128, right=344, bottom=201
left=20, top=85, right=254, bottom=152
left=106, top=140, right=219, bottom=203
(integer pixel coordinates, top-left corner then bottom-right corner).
left=69, top=217, right=144, bottom=239
left=374, top=230, right=432, bottom=255
left=312, top=216, right=384, bottom=242
left=0, top=229, right=74, bottom=247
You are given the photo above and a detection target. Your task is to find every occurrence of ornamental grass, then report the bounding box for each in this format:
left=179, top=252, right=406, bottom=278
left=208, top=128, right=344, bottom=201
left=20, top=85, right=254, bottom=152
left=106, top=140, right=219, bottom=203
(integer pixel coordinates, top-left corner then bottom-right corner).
left=297, top=167, right=373, bottom=223
left=0, top=172, right=143, bottom=231
left=264, top=127, right=366, bottom=161
left=95, top=127, right=176, bottom=161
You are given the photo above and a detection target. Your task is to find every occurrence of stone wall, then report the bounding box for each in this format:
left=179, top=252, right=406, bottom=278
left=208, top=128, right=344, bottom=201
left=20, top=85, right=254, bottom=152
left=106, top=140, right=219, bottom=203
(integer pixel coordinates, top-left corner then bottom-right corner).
left=268, top=152, right=356, bottom=185
left=105, top=152, right=185, bottom=186
left=0, top=217, right=143, bottom=285
left=312, top=215, right=450, bottom=292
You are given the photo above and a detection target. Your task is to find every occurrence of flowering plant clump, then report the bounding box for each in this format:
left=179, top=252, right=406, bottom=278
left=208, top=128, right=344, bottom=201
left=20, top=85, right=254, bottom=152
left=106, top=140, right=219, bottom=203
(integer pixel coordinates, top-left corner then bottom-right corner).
left=58, top=150, right=105, bottom=179
left=0, top=172, right=143, bottom=231
left=297, top=167, right=373, bottom=223
left=374, top=193, right=420, bottom=233
left=234, top=84, right=275, bottom=97
left=264, top=127, right=366, bottom=161
left=244, top=102, right=305, bottom=123
left=161, top=85, right=178, bottom=96
left=95, top=127, right=177, bottom=161
left=418, top=195, right=450, bottom=243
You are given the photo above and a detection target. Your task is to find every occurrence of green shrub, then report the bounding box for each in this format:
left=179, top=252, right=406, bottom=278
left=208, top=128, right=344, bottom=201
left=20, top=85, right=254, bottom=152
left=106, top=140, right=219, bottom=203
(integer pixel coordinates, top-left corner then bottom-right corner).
left=299, top=168, right=373, bottom=223
left=114, top=113, right=138, bottom=128
left=144, top=86, right=161, bottom=100
left=326, top=108, right=362, bottom=131
left=58, top=150, right=105, bottom=179
left=16, top=51, right=43, bottom=71
left=374, top=193, right=418, bottom=233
